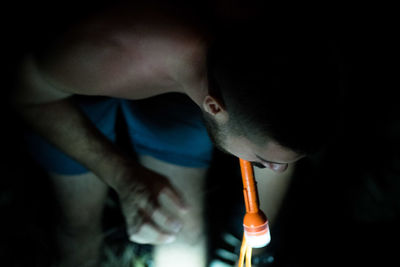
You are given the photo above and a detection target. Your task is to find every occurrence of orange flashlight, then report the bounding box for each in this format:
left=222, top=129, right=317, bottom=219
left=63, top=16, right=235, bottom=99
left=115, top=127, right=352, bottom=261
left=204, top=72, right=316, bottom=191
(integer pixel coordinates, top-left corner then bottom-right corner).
left=240, top=159, right=271, bottom=248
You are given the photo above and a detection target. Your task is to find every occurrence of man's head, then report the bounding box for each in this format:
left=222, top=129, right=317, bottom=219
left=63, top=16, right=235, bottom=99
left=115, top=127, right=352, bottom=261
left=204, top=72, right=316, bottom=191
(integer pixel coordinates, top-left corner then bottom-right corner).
left=202, top=23, right=341, bottom=171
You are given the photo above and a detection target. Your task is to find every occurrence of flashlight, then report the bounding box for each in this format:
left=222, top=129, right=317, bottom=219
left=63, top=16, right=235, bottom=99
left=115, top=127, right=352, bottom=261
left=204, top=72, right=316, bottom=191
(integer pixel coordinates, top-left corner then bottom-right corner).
left=240, top=159, right=271, bottom=248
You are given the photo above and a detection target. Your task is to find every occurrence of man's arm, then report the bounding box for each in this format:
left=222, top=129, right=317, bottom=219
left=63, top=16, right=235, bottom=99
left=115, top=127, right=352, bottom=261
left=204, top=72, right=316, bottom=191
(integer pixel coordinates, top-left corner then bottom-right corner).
left=13, top=4, right=204, bottom=187
left=255, top=164, right=294, bottom=224
left=250, top=164, right=294, bottom=260
left=12, top=9, right=201, bottom=243
left=14, top=55, right=128, bottom=189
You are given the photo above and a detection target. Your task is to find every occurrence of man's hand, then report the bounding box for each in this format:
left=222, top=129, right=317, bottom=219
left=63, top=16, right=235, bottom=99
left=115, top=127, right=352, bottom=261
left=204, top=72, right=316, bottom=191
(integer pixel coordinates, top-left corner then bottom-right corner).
left=113, top=160, right=188, bottom=245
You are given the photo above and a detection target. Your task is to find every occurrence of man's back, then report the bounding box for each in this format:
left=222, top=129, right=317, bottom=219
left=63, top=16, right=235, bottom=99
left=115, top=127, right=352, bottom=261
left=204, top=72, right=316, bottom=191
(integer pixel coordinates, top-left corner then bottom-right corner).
left=18, top=2, right=209, bottom=104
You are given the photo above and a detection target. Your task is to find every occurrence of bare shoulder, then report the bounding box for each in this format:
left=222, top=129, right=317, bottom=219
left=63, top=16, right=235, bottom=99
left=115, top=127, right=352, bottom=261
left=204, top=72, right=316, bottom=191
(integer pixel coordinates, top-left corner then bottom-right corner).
left=33, top=3, right=209, bottom=99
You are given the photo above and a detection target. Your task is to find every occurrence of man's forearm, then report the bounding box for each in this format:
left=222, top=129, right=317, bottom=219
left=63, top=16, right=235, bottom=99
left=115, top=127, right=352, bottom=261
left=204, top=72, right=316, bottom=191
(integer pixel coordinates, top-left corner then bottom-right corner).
left=17, top=97, right=127, bottom=189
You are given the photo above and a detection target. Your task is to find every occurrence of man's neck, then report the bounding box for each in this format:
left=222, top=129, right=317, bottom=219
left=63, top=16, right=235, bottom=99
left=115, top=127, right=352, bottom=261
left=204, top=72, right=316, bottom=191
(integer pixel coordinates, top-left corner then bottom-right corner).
left=181, top=75, right=209, bottom=109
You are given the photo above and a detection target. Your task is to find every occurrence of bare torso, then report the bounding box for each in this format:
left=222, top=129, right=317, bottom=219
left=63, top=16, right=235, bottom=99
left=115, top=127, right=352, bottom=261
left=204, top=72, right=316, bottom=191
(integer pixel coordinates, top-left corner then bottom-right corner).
left=32, top=3, right=210, bottom=104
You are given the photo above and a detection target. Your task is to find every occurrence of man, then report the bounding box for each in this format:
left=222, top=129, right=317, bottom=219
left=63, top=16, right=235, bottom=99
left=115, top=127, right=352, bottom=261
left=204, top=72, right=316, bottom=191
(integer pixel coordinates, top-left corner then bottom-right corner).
left=13, top=2, right=337, bottom=266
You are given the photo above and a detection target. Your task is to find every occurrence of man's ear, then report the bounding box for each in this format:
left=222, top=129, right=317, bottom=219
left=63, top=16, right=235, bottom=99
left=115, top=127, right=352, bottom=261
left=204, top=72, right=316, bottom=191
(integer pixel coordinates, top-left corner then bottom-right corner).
left=202, top=95, right=229, bottom=124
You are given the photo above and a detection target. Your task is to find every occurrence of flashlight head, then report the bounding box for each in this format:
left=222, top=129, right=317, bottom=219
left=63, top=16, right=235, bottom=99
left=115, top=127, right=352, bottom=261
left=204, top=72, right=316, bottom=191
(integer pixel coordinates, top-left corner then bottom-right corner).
left=243, top=211, right=271, bottom=248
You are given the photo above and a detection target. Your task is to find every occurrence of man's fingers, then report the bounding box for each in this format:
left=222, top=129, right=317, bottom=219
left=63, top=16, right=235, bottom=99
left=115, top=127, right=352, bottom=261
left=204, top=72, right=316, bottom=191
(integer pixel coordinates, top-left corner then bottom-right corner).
left=129, top=221, right=177, bottom=245
left=152, top=207, right=183, bottom=233
left=127, top=207, right=183, bottom=245
left=159, top=187, right=188, bottom=213
left=137, top=190, right=184, bottom=232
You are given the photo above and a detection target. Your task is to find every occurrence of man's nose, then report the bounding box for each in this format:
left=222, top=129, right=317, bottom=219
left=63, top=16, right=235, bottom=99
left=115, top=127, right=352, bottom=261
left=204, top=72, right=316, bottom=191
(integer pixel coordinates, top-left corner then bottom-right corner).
left=265, top=162, right=288, bottom=172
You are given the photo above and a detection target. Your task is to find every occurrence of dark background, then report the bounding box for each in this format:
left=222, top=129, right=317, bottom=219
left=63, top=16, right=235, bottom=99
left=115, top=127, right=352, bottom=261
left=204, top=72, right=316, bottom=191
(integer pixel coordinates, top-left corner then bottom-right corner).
left=2, top=1, right=399, bottom=266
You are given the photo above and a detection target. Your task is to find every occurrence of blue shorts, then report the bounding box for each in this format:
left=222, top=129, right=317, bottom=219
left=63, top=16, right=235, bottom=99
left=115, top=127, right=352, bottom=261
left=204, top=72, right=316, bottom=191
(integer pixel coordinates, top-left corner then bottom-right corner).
left=25, top=93, right=213, bottom=175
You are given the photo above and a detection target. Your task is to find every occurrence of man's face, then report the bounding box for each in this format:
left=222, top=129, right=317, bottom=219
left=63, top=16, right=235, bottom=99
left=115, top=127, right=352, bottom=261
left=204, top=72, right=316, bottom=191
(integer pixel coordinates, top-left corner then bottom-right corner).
left=203, top=114, right=304, bottom=172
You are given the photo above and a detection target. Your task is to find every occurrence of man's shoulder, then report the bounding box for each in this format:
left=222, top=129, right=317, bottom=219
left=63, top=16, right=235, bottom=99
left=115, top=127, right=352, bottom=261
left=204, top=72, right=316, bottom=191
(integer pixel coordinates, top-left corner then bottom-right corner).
left=31, top=2, right=209, bottom=98
left=102, top=5, right=209, bottom=95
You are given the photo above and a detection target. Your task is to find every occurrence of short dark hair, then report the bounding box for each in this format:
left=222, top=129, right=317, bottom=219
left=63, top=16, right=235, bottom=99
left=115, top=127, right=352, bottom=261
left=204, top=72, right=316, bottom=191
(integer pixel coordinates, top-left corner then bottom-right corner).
left=207, top=23, right=343, bottom=155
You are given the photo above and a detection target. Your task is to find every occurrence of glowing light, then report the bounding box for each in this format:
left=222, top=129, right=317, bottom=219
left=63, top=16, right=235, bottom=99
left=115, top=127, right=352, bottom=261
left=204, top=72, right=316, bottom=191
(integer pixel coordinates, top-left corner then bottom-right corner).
left=244, top=225, right=271, bottom=248
left=238, top=159, right=271, bottom=266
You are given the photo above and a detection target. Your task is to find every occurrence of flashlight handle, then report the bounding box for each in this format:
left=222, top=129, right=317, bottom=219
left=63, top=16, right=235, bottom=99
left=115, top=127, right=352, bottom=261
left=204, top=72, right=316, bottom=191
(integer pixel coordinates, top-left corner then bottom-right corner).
left=240, top=159, right=259, bottom=214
